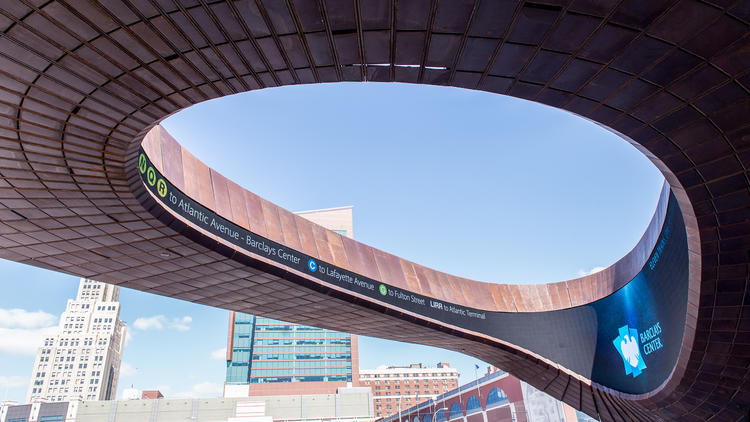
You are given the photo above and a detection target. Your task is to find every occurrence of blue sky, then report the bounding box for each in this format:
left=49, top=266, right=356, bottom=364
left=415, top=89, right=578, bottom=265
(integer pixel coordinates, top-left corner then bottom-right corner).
left=0, top=82, right=664, bottom=403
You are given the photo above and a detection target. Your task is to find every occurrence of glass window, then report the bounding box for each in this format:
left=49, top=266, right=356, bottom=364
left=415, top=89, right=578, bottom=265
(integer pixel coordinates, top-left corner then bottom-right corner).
left=449, top=403, right=463, bottom=420
left=465, top=396, right=482, bottom=414
left=486, top=388, right=508, bottom=408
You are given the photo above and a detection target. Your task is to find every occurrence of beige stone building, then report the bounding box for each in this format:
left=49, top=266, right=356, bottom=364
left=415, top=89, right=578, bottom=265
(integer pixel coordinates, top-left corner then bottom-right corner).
left=25, top=279, right=126, bottom=403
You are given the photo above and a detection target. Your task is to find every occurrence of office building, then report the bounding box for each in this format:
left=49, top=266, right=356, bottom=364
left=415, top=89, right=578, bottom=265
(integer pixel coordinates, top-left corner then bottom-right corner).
left=25, top=278, right=126, bottom=403
left=359, top=363, right=458, bottom=419
left=225, top=207, right=359, bottom=397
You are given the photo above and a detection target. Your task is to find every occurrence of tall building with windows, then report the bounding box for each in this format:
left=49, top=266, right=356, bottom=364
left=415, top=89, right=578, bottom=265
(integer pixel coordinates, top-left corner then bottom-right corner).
left=25, top=278, right=126, bottom=403
left=224, top=207, right=359, bottom=397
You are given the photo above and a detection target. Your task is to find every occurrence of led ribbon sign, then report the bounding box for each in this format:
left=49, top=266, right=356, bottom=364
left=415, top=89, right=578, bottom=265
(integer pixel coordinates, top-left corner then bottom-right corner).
left=138, top=148, right=689, bottom=394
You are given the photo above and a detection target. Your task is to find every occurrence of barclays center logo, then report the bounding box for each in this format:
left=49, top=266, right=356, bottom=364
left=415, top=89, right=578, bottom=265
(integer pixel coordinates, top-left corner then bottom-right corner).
left=613, top=325, right=647, bottom=378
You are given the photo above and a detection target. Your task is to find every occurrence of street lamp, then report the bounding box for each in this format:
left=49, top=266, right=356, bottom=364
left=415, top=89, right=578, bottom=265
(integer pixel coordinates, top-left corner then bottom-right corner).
left=434, top=407, right=448, bottom=422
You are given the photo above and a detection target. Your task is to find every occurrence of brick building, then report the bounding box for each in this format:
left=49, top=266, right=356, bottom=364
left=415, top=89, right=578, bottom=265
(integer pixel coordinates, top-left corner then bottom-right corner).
left=359, top=363, right=458, bottom=419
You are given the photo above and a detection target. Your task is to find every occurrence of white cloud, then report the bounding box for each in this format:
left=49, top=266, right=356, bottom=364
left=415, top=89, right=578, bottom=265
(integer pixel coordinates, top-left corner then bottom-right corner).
left=210, top=348, right=227, bottom=360
left=120, top=362, right=137, bottom=377
left=171, top=316, right=192, bottom=332
left=0, top=308, right=58, bottom=357
left=0, top=308, right=57, bottom=329
left=0, top=375, right=29, bottom=389
left=0, top=327, right=58, bottom=356
left=133, top=315, right=192, bottom=332
left=576, top=266, right=606, bottom=277
left=133, top=315, right=165, bottom=330
left=125, top=330, right=133, bottom=345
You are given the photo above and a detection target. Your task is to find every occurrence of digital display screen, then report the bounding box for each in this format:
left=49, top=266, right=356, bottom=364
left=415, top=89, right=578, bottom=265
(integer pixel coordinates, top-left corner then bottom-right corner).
left=138, top=149, right=688, bottom=394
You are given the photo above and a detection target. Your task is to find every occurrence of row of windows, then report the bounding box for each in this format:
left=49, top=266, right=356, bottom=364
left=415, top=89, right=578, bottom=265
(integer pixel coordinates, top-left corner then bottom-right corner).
left=375, top=390, right=441, bottom=395
left=234, top=313, right=254, bottom=323
left=252, top=360, right=351, bottom=369
left=92, top=318, right=113, bottom=323
left=234, top=324, right=350, bottom=339
left=252, top=339, right=350, bottom=346
left=65, top=316, right=84, bottom=322
left=254, top=318, right=328, bottom=331
left=251, top=375, right=349, bottom=383
left=374, top=384, right=447, bottom=391
left=253, top=317, right=286, bottom=325
left=44, top=338, right=97, bottom=347
left=34, top=371, right=103, bottom=384
left=374, top=396, right=435, bottom=403
left=229, top=351, right=251, bottom=362
left=232, top=351, right=352, bottom=363
left=252, top=353, right=351, bottom=361
left=41, top=348, right=105, bottom=357
left=34, top=385, right=88, bottom=395
left=87, top=324, right=113, bottom=331
left=364, top=379, right=454, bottom=385
left=254, top=324, right=293, bottom=331
left=254, top=330, right=349, bottom=338
left=40, top=354, right=96, bottom=366
left=253, top=325, right=329, bottom=332
left=234, top=324, right=253, bottom=335
left=362, top=372, right=456, bottom=378
left=254, top=354, right=351, bottom=361
left=249, top=367, right=351, bottom=376
left=254, top=331, right=349, bottom=339
left=232, top=336, right=252, bottom=348
left=252, top=346, right=350, bottom=353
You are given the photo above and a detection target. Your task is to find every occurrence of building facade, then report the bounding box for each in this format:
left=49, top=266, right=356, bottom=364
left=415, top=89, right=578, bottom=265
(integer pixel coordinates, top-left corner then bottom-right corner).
left=225, top=314, right=359, bottom=396
left=225, top=207, right=359, bottom=397
left=359, top=363, right=458, bottom=420
left=25, top=278, right=126, bottom=403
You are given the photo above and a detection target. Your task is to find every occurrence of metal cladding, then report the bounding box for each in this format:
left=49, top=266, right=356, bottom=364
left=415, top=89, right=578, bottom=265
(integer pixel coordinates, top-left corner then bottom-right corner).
left=0, top=1, right=748, bottom=420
